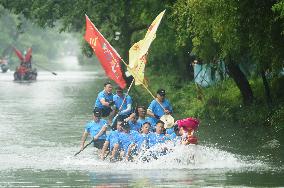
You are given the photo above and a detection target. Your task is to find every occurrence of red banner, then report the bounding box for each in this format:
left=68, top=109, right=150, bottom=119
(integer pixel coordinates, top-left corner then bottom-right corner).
left=25, top=47, right=32, bottom=62
left=13, top=47, right=24, bottom=62
left=84, top=15, right=127, bottom=89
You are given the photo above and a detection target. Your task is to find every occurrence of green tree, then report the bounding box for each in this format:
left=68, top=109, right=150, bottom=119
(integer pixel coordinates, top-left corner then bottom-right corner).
left=172, top=0, right=284, bottom=105
left=0, top=5, right=74, bottom=68
left=0, top=0, right=180, bottom=84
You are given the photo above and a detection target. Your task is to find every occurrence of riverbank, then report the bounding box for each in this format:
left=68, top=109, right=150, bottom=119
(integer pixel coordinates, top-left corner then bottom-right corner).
left=131, top=70, right=284, bottom=131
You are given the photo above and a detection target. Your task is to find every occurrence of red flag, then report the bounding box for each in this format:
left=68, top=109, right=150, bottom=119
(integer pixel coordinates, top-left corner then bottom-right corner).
left=84, top=15, right=127, bottom=89
left=13, top=47, right=24, bottom=62
left=25, top=47, right=32, bottom=62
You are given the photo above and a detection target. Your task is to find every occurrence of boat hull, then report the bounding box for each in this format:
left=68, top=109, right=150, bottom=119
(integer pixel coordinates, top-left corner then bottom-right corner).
left=14, top=69, right=37, bottom=81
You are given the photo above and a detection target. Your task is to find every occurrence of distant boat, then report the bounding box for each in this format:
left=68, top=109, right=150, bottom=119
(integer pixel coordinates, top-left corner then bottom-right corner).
left=13, top=47, right=37, bottom=81
left=0, top=57, right=9, bottom=73
left=0, top=64, right=9, bottom=73
left=14, top=66, right=37, bottom=81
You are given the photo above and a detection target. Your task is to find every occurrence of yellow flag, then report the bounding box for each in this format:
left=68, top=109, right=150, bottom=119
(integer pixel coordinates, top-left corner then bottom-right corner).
left=128, top=10, right=165, bottom=85
left=128, top=40, right=147, bottom=85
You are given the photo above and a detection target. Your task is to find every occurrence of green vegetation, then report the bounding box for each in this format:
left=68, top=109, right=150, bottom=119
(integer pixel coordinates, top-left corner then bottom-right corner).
left=0, top=6, right=77, bottom=69
left=0, top=0, right=283, bottom=129
left=131, top=68, right=283, bottom=132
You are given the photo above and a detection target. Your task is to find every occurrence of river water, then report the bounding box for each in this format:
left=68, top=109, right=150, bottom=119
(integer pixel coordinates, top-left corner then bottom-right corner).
left=0, top=62, right=283, bottom=187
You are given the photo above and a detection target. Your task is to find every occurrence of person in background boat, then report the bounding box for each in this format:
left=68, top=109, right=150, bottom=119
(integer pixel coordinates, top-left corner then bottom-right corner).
left=147, top=89, right=173, bottom=129
left=25, top=54, right=32, bottom=69
left=176, top=117, right=200, bottom=145
left=80, top=108, right=108, bottom=152
left=100, top=116, right=124, bottom=160
left=14, top=64, right=27, bottom=80
left=0, top=56, right=9, bottom=73
left=93, top=81, right=115, bottom=121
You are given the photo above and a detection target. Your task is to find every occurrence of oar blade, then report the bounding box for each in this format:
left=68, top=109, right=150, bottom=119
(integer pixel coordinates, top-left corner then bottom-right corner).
left=74, top=150, right=81, bottom=157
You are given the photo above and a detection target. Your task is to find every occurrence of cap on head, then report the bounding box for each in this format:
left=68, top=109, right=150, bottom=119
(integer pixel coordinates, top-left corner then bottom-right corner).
left=157, top=89, right=166, bottom=96
left=116, top=115, right=124, bottom=122
left=121, top=121, right=130, bottom=130
left=93, top=108, right=101, bottom=117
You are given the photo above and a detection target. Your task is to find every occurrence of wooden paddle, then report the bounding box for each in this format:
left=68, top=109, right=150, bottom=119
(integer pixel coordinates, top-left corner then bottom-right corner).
left=74, top=140, right=94, bottom=156
left=34, top=63, right=57, bottom=75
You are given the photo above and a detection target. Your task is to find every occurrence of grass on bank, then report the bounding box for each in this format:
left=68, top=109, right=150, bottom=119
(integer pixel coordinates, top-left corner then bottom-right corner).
left=131, top=70, right=284, bottom=132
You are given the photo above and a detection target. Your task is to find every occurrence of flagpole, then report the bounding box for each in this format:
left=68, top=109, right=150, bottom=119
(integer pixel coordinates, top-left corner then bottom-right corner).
left=85, top=14, right=166, bottom=111
left=122, top=10, right=166, bottom=111
left=118, top=78, right=135, bottom=112
left=120, top=59, right=166, bottom=111
left=111, top=79, right=135, bottom=127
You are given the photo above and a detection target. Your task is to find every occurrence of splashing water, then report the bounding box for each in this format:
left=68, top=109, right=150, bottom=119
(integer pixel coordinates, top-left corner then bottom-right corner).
left=63, top=143, right=264, bottom=172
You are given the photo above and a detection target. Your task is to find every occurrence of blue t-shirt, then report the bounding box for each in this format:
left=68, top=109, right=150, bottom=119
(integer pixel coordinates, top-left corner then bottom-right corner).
left=166, top=127, right=175, bottom=135
left=94, top=90, right=113, bottom=109
left=129, top=120, right=141, bottom=132
left=136, top=133, right=149, bottom=150
left=147, top=99, right=173, bottom=123
left=169, top=132, right=181, bottom=145
left=113, top=94, right=132, bottom=115
left=84, top=119, right=108, bottom=139
left=106, top=130, right=120, bottom=150
left=147, top=132, right=169, bottom=147
left=118, top=130, right=140, bottom=153
left=137, top=117, right=156, bottom=132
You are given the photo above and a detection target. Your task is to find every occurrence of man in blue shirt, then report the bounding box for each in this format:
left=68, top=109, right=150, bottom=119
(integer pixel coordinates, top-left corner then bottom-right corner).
left=113, top=86, right=132, bottom=117
left=117, top=121, right=140, bottom=161
left=93, top=82, right=114, bottom=117
left=146, top=120, right=170, bottom=160
left=100, top=116, right=124, bottom=160
left=136, top=122, right=151, bottom=151
left=147, top=89, right=173, bottom=126
left=111, top=86, right=133, bottom=128
left=124, top=113, right=141, bottom=132
left=147, top=120, right=169, bottom=147
left=80, top=108, right=108, bottom=151
left=136, top=106, right=156, bottom=132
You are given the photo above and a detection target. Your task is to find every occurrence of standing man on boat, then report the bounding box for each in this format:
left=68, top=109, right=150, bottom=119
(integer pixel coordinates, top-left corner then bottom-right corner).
left=93, top=81, right=115, bottom=118
left=113, top=86, right=133, bottom=120
left=147, top=89, right=173, bottom=127
left=80, top=108, right=108, bottom=151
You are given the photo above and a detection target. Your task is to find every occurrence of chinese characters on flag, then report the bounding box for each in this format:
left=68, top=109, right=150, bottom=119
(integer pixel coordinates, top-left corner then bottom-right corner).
left=128, top=10, right=165, bottom=85
left=84, top=15, right=126, bottom=89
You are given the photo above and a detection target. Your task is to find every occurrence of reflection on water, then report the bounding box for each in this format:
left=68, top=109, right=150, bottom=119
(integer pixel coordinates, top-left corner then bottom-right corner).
left=0, top=71, right=283, bottom=187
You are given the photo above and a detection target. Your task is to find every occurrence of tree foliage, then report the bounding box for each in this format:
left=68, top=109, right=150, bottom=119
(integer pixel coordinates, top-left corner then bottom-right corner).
left=1, top=0, right=283, bottom=105
left=0, top=6, right=74, bottom=67
left=172, top=0, right=284, bottom=104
